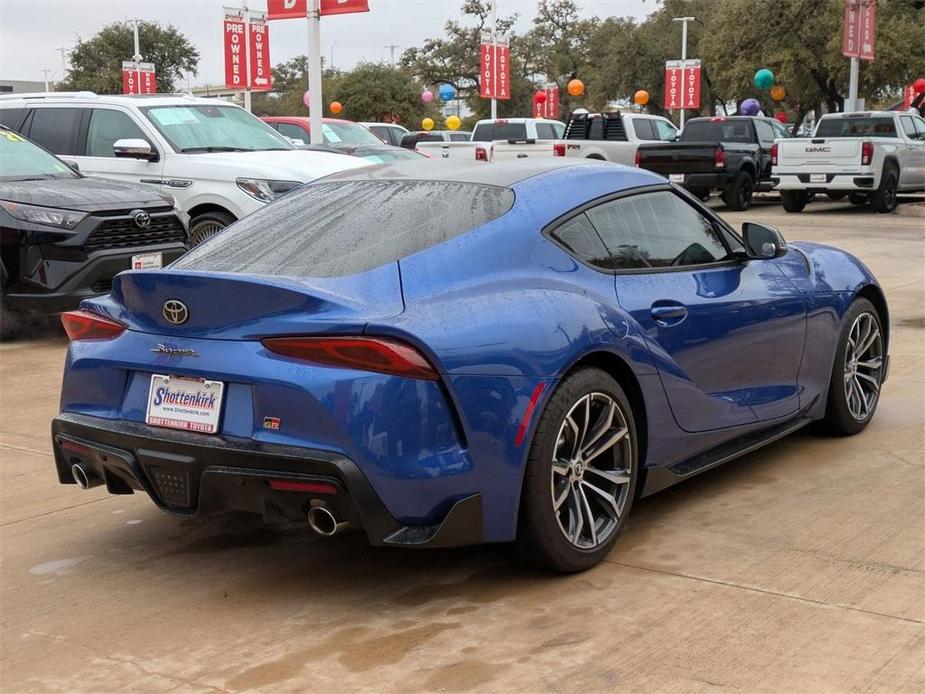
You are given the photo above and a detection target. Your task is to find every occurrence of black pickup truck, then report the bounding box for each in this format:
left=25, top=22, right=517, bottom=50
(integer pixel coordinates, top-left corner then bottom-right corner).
left=636, top=116, right=793, bottom=210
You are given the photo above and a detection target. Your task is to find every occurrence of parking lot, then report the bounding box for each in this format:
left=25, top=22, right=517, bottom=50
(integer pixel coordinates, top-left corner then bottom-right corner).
left=1, top=199, right=923, bottom=693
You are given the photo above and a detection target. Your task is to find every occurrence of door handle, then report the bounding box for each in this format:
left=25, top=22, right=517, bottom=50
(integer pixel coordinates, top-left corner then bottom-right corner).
left=651, top=304, right=688, bottom=325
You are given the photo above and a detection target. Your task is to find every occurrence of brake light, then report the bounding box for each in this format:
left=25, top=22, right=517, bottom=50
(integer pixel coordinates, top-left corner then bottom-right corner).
left=553, top=143, right=566, bottom=157
left=710, top=117, right=727, bottom=122
left=60, top=310, right=125, bottom=341
left=634, top=149, right=641, bottom=167
left=262, top=336, right=439, bottom=381
left=714, top=146, right=726, bottom=169
left=861, top=141, right=873, bottom=166
left=771, top=142, right=778, bottom=166
left=475, top=146, right=488, bottom=161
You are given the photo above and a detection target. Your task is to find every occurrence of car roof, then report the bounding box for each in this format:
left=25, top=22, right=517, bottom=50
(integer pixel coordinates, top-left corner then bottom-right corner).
left=320, top=158, right=660, bottom=188
left=0, top=92, right=241, bottom=108
left=819, top=111, right=896, bottom=119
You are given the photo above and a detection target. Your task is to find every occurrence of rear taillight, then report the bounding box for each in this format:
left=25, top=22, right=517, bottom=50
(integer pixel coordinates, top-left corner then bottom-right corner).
left=634, top=149, right=641, bottom=167
left=714, top=146, right=726, bottom=169
left=475, top=146, right=488, bottom=161
left=771, top=142, right=778, bottom=166
left=262, top=336, right=439, bottom=381
left=861, top=141, right=873, bottom=166
left=60, top=310, right=125, bottom=341
left=553, top=143, right=566, bottom=157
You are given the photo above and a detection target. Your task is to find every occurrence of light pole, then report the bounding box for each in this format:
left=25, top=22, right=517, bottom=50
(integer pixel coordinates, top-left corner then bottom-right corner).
left=306, top=0, right=323, bottom=144
left=42, top=69, right=54, bottom=92
left=132, top=19, right=142, bottom=98
left=672, top=16, right=695, bottom=129
left=490, top=0, right=497, bottom=120
left=384, top=44, right=399, bottom=65
left=330, top=40, right=338, bottom=70
left=56, top=48, right=70, bottom=81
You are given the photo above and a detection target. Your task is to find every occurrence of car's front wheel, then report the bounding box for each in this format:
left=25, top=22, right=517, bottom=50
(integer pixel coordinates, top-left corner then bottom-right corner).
left=517, top=368, right=637, bottom=572
left=781, top=190, right=809, bottom=213
left=189, top=210, right=236, bottom=246
left=823, top=298, right=885, bottom=436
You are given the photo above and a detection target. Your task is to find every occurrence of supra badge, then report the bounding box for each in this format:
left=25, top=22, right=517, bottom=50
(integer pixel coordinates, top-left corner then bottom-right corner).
left=151, top=343, right=200, bottom=357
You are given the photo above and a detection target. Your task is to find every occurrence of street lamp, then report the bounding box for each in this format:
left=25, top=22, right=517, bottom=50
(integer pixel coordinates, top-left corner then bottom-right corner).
left=672, top=16, right=695, bottom=128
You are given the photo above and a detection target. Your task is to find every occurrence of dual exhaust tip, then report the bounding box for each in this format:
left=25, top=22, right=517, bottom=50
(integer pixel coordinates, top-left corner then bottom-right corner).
left=71, top=463, right=100, bottom=490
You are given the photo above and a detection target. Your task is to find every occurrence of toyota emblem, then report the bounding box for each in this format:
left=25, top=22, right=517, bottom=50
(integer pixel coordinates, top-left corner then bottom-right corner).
left=162, top=299, right=189, bottom=325
left=133, top=210, right=151, bottom=228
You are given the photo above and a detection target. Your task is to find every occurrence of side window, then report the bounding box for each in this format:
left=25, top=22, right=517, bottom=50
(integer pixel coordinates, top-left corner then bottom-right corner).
left=586, top=191, right=731, bottom=270
left=553, top=122, right=565, bottom=138
left=914, top=117, right=925, bottom=139
left=772, top=120, right=792, bottom=139
left=0, top=108, right=27, bottom=132
left=549, top=214, right=611, bottom=269
left=449, top=133, right=469, bottom=142
left=26, top=108, right=81, bottom=155
left=900, top=116, right=917, bottom=139
left=86, top=109, right=149, bottom=157
left=535, top=122, right=556, bottom=139
left=754, top=119, right=776, bottom=145
left=277, top=123, right=308, bottom=142
left=654, top=120, right=678, bottom=141
left=633, top=119, right=656, bottom=140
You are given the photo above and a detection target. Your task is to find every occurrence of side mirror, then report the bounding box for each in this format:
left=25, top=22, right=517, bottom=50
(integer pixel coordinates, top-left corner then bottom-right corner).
left=61, top=158, right=79, bottom=172
left=113, top=138, right=156, bottom=161
left=742, top=221, right=787, bottom=259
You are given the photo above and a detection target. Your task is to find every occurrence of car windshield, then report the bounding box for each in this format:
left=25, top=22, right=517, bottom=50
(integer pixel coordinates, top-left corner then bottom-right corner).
left=682, top=120, right=753, bottom=143
left=322, top=122, right=383, bottom=146
left=472, top=122, right=528, bottom=141
left=0, top=130, right=78, bottom=182
left=815, top=117, right=897, bottom=138
left=142, top=104, right=293, bottom=152
left=172, top=180, right=515, bottom=278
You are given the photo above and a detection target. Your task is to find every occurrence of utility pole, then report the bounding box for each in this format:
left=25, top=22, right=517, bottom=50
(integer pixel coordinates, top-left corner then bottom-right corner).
left=330, top=40, right=338, bottom=70
left=241, top=1, right=252, bottom=112
left=42, top=69, right=53, bottom=92
left=132, top=19, right=142, bottom=97
left=490, top=0, right=497, bottom=119
left=56, top=48, right=69, bottom=81
left=384, top=44, right=399, bottom=65
left=306, top=0, right=323, bottom=144
left=672, top=16, right=695, bottom=129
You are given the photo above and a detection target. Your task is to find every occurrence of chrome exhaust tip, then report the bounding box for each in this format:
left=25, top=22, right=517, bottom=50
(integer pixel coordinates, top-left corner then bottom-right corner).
left=307, top=506, right=348, bottom=536
left=71, top=463, right=91, bottom=490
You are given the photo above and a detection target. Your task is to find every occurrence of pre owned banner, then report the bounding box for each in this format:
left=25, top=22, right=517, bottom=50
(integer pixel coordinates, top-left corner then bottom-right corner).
left=664, top=59, right=700, bottom=109
left=224, top=14, right=272, bottom=91
left=842, top=0, right=876, bottom=61
left=122, top=61, right=156, bottom=95
left=267, top=0, right=369, bottom=20
left=224, top=15, right=247, bottom=89
left=249, top=20, right=272, bottom=91
left=479, top=34, right=511, bottom=100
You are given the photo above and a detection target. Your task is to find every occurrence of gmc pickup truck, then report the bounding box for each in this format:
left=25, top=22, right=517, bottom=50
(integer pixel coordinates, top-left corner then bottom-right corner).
left=415, top=118, right=565, bottom=162
left=555, top=111, right=679, bottom=166
left=773, top=111, right=925, bottom=213
left=636, top=116, right=794, bottom=210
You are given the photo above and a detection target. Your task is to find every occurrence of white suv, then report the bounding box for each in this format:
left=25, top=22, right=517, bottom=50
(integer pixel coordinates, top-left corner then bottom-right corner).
left=0, top=93, right=367, bottom=244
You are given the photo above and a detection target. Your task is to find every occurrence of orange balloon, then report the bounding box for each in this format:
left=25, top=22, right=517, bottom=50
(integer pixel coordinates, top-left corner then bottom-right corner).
left=770, top=85, right=786, bottom=102
left=567, top=79, right=585, bottom=97
left=634, top=89, right=650, bottom=106
left=329, top=101, right=343, bottom=114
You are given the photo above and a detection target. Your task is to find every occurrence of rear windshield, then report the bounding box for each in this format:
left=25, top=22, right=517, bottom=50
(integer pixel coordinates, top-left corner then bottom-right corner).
left=172, top=180, right=515, bottom=278
left=815, top=117, right=897, bottom=138
left=472, top=122, right=528, bottom=141
left=682, top=120, right=753, bottom=143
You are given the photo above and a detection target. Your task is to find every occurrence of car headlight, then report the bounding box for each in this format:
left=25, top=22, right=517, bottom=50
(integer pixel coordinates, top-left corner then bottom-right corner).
left=236, top=178, right=302, bottom=203
left=0, top=200, right=87, bottom=230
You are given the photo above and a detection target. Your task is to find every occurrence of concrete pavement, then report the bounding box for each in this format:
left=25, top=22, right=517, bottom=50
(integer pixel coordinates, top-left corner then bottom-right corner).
left=1, top=198, right=923, bottom=692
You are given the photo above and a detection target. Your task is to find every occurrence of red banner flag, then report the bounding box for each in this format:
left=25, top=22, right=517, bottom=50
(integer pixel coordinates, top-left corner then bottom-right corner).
left=664, top=60, right=700, bottom=109
left=122, top=61, right=156, bottom=95
left=858, top=0, right=876, bottom=61
left=322, top=0, right=369, bottom=16
left=268, top=0, right=369, bottom=20
left=683, top=61, right=701, bottom=109
left=664, top=61, right=683, bottom=109
left=249, top=20, right=273, bottom=91
left=224, top=16, right=247, bottom=89
left=479, top=35, right=511, bottom=100
left=532, top=84, right=559, bottom=119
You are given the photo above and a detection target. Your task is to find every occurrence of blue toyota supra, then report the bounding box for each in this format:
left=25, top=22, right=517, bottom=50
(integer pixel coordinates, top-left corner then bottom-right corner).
left=52, top=159, right=888, bottom=572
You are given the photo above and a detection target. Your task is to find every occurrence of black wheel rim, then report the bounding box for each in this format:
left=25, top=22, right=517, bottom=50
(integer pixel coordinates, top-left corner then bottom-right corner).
left=741, top=178, right=753, bottom=207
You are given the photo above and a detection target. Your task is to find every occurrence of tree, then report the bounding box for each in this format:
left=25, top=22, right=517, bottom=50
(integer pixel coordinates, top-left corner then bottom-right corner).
left=330, top=63, right=440, bottom=124
left=58, top=21, right=199, bottom=94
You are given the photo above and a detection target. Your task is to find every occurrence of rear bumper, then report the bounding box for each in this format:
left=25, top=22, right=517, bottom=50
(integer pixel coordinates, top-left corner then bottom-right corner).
left=773, top=173, right=877, bottom=192
left=51, top=413, right=483, bottom=548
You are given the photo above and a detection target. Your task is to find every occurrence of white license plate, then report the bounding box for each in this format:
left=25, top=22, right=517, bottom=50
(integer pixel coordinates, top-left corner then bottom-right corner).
left=809, top=173, right=827, bottom=183
left=132, top=251, right=162, bottom=270
left=669, top=174, right=685, bottom=183
left=145, top=374, right=224, bottom=434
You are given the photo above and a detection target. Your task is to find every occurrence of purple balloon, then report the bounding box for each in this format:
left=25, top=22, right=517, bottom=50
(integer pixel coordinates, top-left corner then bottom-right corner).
left=421, top=90, right=434, bottom=103
left=740, top=98, right=761, bottom=116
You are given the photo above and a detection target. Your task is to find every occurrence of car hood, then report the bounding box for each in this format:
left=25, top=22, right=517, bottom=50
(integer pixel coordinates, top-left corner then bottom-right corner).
left=0, top=176, right=174, bottom=212
left=172, top=149, right=369, bottom=181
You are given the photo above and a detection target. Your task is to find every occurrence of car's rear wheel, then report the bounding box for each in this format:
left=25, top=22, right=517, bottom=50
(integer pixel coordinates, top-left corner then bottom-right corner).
left=722, top=170, right=754, bottom=211
left=517, top=368, right=637, bottom=573
left=189, top=210, right=235, bottom=246
left=781, top=190, right=809, bottom=213
left=870, top=165, right=899, bottom=213
left=822, top=298, right=885, bottom=436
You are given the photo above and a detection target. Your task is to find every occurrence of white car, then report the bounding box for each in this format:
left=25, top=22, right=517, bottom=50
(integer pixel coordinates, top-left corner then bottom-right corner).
left=773, top=110, right=925, bottom=213
left=415, top=118, right=566, bottom=161
left=360, top=122, right=410, bottom=147
left=0, top=93, right=367, bottom=244
left=557, top=112, right=679, bottom=166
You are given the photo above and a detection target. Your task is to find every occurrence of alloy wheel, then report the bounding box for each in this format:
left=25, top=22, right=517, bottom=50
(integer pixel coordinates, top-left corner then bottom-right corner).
left=551, top=392, right=633, bottom=550
left=191, top=221, right=225, bottom=246
left=843, top=312, right=884, bottom=422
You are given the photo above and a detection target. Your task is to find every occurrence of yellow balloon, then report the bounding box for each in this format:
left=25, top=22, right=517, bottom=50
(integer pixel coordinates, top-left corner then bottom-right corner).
left=421, top=117, right=435, bottom=131
left=445, top=115, right=461, bottom=131
left=770, top=85, right=786, bottom=101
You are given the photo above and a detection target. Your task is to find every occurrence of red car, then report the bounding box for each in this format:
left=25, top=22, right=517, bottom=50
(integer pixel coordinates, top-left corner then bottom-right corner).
left=261, top=117, right=422, bottom=162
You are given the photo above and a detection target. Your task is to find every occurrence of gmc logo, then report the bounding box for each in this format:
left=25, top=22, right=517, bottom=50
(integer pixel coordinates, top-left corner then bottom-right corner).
left=805, top=146, right=831, bottom=153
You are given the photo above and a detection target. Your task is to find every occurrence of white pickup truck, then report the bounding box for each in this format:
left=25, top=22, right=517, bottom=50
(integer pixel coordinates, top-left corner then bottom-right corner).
left=415, top=118, right=565, bottom=162
left=773, top=110, right=925, bottom=213
left=556, top=111, right=679, bottom=166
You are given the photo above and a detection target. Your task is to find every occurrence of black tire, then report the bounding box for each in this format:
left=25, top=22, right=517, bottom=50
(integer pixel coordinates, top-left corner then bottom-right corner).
left=721, top=170, right=755, bottom=211
left=822, top=298, right=885, bottom=436
left=189, top=210, right=235, bottom=246
left=849, top=192, right=868, bottom=205
left=517, top=368, right=638, bottom=573
left=870, top=165, right=899, bottom=213
left=781, top=190, right=809, bottom=213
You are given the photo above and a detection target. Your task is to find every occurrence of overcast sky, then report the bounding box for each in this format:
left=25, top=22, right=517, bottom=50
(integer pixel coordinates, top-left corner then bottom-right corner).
left=0, top=0, right=652, bottom=85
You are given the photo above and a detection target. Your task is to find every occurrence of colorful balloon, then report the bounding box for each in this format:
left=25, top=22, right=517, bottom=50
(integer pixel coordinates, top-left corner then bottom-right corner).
left=774, top=111, right=788, bottom=123
left=914, top=77, right=925, bottom=94
left=567, top=79, right=585, bottom=97
left=302, top=91, right=311, bottom=108
left=534, top=90, right=548, bottom=104
left=329, top=101, right=343, bottom=115
left=421, top=89, right=434, bottom=103
left=770, top=85, right=786, bottom=102
left=446, top=115, right=462, bottom=131
left=438, top=84, right=457, bottom=102
left=754, top=69, right=775, bottom=90
left=634, top=89, right=650, bottom=106
left=740, top=98, right=761, bottom=116
left=421, top=117, right=435, bottom=131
